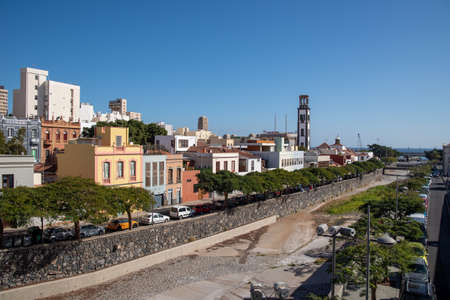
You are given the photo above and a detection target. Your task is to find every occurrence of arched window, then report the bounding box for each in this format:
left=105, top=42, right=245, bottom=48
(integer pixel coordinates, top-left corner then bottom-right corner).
left=56, top=131, right=60, bottom=141
left=130, top=161, right=136, bottom=178
left=72, top=131, right=77, bottom=138
left=45, top=130, right=50, bottom=140
left=63, top=131, right=68, bottom=141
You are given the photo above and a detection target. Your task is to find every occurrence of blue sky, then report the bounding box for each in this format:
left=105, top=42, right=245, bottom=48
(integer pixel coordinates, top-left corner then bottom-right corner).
left=1, top=0, right=449, bottom=148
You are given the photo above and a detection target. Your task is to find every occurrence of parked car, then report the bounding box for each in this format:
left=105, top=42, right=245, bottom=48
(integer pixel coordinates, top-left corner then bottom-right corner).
left=106, top=219, right=138, bottom=231
left=2, top=233, right=33, bottom=248
left=169, top=205, right=192, bottom=219
left=79, top=224, right=105, bottom=237
left=400, top=258, right=434, bottom=300
left=44, top=227, right=74, bottom=242
left=140, top=212, right=170, bottom=225
left=27, top=226, right=43, bottom=244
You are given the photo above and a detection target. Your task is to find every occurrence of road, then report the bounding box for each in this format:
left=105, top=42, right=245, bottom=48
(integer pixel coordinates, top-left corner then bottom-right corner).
left=427, top=176, right=449, bottom=299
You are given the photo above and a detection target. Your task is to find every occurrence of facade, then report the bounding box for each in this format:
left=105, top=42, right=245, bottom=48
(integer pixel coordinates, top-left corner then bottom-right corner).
left=96, top=111, right=130, bottom=122
left=208, top=136, right=234, bottom=147
left=184, top=146, right=239, bottom=173
left=297, top=94, right=311, bottom=150
left=80, top=103, right=95, bottom=122
left=0, top=155, right=39, bottom=188
left=13, top=68, right=80, bottom=122
left=155, top=135, right=197, bottom=153
left=304, top=150, right=330, bottom=168
left=41, top=119, right=80, bottom=164
left=258, top=131, right=297, bottom=149
left=0, top=86, right=8, bottom=116
left=444, top=143, right=450, bottom=176
left=109, top=98, right=127, bottom=115
left=252, top=150, right=304, bottom=171
left=165, top=153, right=183, bottom=205
left=0, top=116, right=41, bottom=162
left=198, top=115, right=208, bottom=131
left=241, top=139, right=276, bottom=152
left=182, top=169, right=208, bottom=203
left=56, top=127, right=143, bottom=187
left=238, top=151, right=262, bottom=174
left=143, top=153, right=167, bottom=208
left=157, top=121, right=174, bottom=136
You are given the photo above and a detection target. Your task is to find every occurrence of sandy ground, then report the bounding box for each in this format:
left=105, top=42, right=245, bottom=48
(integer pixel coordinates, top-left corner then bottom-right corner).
left=42, top=174, right=404, bottom=300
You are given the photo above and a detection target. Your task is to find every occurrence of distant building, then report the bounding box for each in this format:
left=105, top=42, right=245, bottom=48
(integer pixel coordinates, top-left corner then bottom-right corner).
left=258, top=131, right=297, bottom=150
left=297, top=95, right=311, bottom=150
left=126, top=111, right=142, bottom=121
left=184, top=146, right=239, bottom=173
left=13, top=67, right=80, bottom=122
left=96, top=111, right=130, bottom=122
left=182, top=169, right=209, bottom=203
left=109, top=98, right=127, bottom=115
left=41, top=119, right=80, bottom=165
left=252, top=150, right=304, bottom=171
left=237, top=151, right=262, bottom=174
left=0, top=155, right=41, bottom=188
left=80, top=102, right=96, bottom=133
left=0, top=86, right=8, bottom=116
left=304, top=150, right=330, bottom=168
left=0, top=116, right=41, bottom=162
left=155, top=135, right=197, bottom=153
left=157, top=121, right=174, bottom=136
left=143, top=153, right=167, bottom=208
left=444, top=143, right=450, bottom=176
left=198, top=115, right=208, bottom=131
left=57, top=127, right=143, bottom=187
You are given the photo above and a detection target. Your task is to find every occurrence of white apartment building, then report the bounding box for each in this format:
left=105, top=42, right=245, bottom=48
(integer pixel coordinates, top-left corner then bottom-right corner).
left=252, top=150, right=304, bottom=171
left=157, top=121, right=174, bottom=136
left=96, top=111, right=130, bottom=122
left=155, top=135, right=197, bottom=153
left=80, top=102, right=95, bottom=122
left=13, top=67, right=80, bottom=122
left=0, top=86, right=8, bottom=116
left=238, top=151, right=262, bottom=175
left=183, top=151, right=239, bottom=173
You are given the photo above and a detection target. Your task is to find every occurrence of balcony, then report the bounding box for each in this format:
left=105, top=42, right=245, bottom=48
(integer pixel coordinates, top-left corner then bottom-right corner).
left=130, top=176, right=136, bottom=182
left=102, top=178, right=111, bottom=184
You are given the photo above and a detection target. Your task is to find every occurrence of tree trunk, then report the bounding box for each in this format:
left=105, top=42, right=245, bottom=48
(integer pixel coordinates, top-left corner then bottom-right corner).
left=224, top=192, right=228, bottom=208
left=74, top=220, right=81, bottom=240
left=371, top=287, right=377, bottom=300
left=0, top=218, right=3, bottom=249
left=127, top=210, right=132, bottom=230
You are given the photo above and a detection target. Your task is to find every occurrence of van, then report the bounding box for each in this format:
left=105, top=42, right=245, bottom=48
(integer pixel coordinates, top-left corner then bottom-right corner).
left=170, top=205, right=192, bottom=219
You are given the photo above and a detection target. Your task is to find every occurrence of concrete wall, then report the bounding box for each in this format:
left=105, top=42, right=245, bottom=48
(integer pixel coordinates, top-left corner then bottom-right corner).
left=0, top=170, right=382, bottom=290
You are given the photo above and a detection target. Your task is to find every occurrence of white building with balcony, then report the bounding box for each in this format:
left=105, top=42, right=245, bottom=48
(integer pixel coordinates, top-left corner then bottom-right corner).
left=155, top=135, right=197, bottom=153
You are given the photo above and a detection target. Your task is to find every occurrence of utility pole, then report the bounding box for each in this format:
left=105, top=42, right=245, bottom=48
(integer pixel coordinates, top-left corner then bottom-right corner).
left=366, top=205, right=371, bottom=300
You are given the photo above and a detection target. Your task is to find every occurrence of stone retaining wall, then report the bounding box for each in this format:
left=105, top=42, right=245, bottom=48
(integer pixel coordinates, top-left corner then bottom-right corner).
left=0, top=170, right=382, bottom=290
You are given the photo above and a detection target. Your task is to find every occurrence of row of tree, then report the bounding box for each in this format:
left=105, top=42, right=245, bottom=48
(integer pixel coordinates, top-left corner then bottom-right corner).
left=82, top=119, right=167, bottom=146
left=0, top=177, right=154, bottom=246
left=335, top=169, right=429, bottom=299
left=196, top=159, right=385, bottom=206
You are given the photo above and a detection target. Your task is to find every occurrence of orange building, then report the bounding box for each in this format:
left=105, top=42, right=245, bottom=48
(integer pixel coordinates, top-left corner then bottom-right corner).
left=40, top=119, right=80, bottom=165
left=182, top=170, right=208, bottom=203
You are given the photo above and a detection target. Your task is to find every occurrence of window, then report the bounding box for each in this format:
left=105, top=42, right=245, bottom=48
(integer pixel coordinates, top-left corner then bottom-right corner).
left=45, top=150, right=50, bottom=158
left=63, top=131, right=68, bottom=141
left=231, top=161, right=236, bottom=172
left=300, top=115, right=305, bottom=123
left=224, top=161, right=228, bottom=171
left=117, top=161, right=124, bottom=178
left=45, top=130, right=50, bottom=140
left=56, top=131, right=60, bottom=141
left=216, top=161, right=220, bottom=172
left=251, top=160, right=255, bottom=171
left=301, top=129, right=304, bottom=137
left=103, top=162, right=110, bottom=180
left=116, top=135, right=122, bottom=146
left=176, top=168, right=181, bottom=183
left=168, top=168, right=173, bottom=184
left=167, top=189, right=173, bottom=204
left=159, top=162, right=164, bottom=185
left=7, top=128, right=13, bottom=138
left=35, top=75, right=38, bottom=80
left=178, top=139, right=189, bottom=148
left=152, top=162, right=158, bottom=186
left=130, top=161, right=136, bottom=178
left=72, top=131, right=77, bottom=138
left=145, top=162, right=151, bottom=187
left=2, top=174, right=14, bottom=189
left=31, top=129, right=37, bottom=138
left=35, top=85, right=38, bottom=90
left=34, top=95, right=38, bottom=100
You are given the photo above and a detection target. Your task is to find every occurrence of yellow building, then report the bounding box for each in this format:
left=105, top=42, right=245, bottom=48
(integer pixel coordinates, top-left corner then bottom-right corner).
left=57, top=127, right=143, bottom=187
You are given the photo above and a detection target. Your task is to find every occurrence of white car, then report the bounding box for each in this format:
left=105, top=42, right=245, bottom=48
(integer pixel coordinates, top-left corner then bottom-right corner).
left=170, top=205, right=192, bottom=219
left=140, top=213, right=170, bottom=225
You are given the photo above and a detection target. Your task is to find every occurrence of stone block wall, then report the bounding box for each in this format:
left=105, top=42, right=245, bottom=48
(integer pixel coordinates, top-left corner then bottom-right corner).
left=0, top=170, right=382, bottom=290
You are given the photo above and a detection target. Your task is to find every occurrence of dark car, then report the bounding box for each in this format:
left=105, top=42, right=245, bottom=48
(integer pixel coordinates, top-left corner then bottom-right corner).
left=27, top=226, right=43, bottom=244
left=44, top=227, right=74, bottom=242
left=79, top=224, right=105, bottom=238
left=400, top=258, right=435, bottom=300
left=2, top=233, right=34, bottom=248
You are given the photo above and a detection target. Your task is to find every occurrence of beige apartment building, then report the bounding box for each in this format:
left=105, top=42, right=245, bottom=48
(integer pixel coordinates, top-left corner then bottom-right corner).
left=0, top=86, right=8, bottom=116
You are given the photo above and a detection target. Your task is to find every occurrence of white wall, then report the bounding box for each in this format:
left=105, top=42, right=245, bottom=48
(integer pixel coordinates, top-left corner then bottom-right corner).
left=13, top=68, right=48, bottom=119
left=46, top=80, right=80, bottom=122
left=212, top=153, right=239, bottom=173
left=253, top=151, right=304, bottom=171
left=80, top=103, right=95, bottom=122
left=174, top=135, right=197, bottom=152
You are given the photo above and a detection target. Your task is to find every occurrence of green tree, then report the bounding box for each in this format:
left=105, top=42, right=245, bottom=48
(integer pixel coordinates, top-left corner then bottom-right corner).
left=52, top=177, right=110, bottom=239
left=7, top=127, right=27, bottom=155
left=108, top=186, right=153, bottom=230
left=195, top=168, right=217, bottom=197
left=30, top=184, right=59, bottom=233
left=238, top=172, right=264, bottom=199
left=424, top=149, right=442, bottom=162
left=214, top=171, right=240, bottom=207
left=145, top=123, right=167, bottom=145
left=367, top=144, right=400, bottom=159
left=0, top=131, right=8, bottom=154
left=360, top=193, right=424, bottom=219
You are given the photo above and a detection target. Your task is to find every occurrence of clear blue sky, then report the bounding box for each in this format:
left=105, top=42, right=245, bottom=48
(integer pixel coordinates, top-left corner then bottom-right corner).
left=1, top=0, right=449, bottom=148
